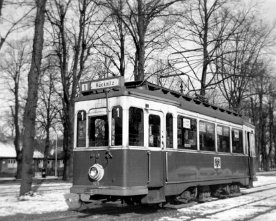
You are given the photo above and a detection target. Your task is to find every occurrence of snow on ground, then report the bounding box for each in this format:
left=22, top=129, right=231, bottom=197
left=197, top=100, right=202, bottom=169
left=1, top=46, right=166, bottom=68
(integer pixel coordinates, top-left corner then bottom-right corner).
left=0, top=182, right=71, bottom=217
left=159, top=174, right=276, bottom=221
left=0, top=174, right=275, bottom=218
left=0, top=191, right=69, bottom=217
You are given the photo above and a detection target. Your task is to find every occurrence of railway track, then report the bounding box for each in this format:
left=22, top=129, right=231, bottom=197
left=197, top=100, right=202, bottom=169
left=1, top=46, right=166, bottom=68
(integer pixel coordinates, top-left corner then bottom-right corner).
left=28, top=182, right=276, bottom=221
left=38, top=193, right=276, bottom=221
left=1, top=180, right=276, bottom=221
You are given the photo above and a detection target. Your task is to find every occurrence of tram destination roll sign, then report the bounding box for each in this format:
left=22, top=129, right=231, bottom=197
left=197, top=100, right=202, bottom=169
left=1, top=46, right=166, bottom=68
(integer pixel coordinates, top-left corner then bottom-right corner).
left=80, top=77, right=124, bottom=92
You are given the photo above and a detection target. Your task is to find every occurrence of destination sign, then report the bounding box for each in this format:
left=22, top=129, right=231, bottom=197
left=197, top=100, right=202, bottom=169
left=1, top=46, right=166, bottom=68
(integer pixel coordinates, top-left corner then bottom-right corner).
left=80, top=77, right=124, bottom=92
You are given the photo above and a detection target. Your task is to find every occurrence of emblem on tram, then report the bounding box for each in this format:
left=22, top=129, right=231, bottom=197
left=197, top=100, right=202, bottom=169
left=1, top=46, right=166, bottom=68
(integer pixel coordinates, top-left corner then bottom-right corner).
left=214, top=157, right=221, bottom=169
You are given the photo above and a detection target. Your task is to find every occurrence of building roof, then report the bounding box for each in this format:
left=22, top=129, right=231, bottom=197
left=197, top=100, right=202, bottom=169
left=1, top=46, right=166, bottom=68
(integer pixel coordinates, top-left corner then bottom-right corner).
left=76, top=80, right=251, bottom=126
left=0, top=141, right=44, bottom=159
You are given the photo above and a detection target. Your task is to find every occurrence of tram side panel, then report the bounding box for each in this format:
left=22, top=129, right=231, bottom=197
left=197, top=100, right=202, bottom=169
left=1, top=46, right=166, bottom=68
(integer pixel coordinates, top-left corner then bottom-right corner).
left=165, top=151, right=250, bottom=196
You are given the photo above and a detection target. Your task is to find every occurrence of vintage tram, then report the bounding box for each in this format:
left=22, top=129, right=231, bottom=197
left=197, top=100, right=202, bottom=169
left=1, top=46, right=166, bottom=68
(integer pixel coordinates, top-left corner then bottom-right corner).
left=66, top=77, right=256, bottom=209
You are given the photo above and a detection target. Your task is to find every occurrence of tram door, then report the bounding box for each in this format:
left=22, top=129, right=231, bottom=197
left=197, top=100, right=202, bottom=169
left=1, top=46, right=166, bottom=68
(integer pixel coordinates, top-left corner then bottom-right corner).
left=147, top=110, right=165, bottom=188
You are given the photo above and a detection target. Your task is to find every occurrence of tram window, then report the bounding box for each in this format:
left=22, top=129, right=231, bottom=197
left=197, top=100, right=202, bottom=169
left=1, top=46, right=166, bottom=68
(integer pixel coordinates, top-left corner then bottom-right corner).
left=199, top=121, right=215, bottom=151
left=77, top=110, right=86, bottom=147
left=177, top=116, right=197, bottom=150
left=217, top=125, right=230, bottom=153
left=232, top=129, right=243, bottom=153
left=166, top=113, right=173, bottom=148
left=89, top=115, right=108, bottom=146
left=112, top=106, right=122, bottom=146
left=129, top=107, right=144, bottom=146
left=149, top=114, right=161, bottom=147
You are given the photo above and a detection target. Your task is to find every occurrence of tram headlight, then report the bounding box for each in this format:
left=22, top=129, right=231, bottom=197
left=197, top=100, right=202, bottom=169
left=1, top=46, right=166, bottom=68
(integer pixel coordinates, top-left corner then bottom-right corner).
left=89, top=167, right=98, bottom=178
left=88, top=164, right=104, bottom=181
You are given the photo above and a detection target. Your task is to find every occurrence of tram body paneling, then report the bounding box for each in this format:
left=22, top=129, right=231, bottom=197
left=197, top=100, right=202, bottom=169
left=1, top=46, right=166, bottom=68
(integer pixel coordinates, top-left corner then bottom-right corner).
left=72, top=149, right=148, bottom=191
left=69, top=80, right=256, bottom=205
left=71, top=149, right=251, bottom=197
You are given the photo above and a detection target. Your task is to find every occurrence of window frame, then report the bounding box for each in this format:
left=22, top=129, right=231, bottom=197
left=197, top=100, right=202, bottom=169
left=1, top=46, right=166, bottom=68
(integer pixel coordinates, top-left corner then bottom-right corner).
left=88, top=114, right=109, bottom=147
left=166, top=113, right=174, bottom=149
left=111, top=105, right=123, bottom=146
left=231, top=128, right=244, bottom=154
left=217, top=124, right=231, bottom=153
left=177, top=115, right=198, bottom=151
left=76, top=110, right=87, bottom=148
left=199, top=120, right=216, bottom=152
left=128, top=106, right=144, bottom=147
left=148, top=114, right=161, bottom=148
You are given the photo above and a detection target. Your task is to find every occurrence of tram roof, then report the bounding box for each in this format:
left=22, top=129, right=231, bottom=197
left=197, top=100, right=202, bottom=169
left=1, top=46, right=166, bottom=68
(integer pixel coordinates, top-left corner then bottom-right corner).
left=76, top=80, right=251, bottom=125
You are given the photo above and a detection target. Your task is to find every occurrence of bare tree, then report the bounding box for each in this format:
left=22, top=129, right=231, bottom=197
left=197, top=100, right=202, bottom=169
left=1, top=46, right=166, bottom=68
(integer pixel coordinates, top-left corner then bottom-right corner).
left=170, top=0, right=250, bottom=97
left=0, top=39, right=30, bottom=179
left=0, top=0, right=3, bottom=17
left=97, top=0, right=181, bottom=81
left=20, top=0, right=47, bottom=196
left=0, top=1, right=35, bottom=50
left=215, top=17, right=275, bottom=112
left=47, top=0, right=102, bottom=179
left=95, top=0, right=126, bottom=77
left=37, top=63, right=60, bottom=175
left=253, top=67, right=275, bottom=171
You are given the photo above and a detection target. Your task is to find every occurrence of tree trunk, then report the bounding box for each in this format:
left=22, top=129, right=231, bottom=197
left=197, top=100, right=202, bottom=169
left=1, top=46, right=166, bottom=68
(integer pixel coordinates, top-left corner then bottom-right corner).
left=14, top=73, right=22, bottom=179
left=0, top=0, right=3, bottom=17
left=62, top=101, right=74, bottom=180
left=16, top=153, right=23, bottom=179
left=200, top=0, right=208, bottom=97
left=136, top=0, right=145, bottom=81
left=43, top=124, right=50, bottom=174
left=20, top=0, right=47, bottom=196
left=119, top=5, right=125, bottom=77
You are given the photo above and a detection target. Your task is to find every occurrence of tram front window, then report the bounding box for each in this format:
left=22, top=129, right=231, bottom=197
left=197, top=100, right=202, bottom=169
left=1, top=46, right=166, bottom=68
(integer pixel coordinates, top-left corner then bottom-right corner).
left=149, top=114, right=161, bottom=147
left=129, top=107, right=144, bottom=146
left=77, top=110, right=86, bottom=147
left=112, top=106, right=122, bottom=146
left=89, top=115, right=108, bottom=146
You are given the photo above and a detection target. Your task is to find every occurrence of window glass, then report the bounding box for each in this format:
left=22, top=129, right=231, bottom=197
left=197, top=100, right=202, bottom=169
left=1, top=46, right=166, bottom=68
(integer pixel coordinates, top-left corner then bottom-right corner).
left=199, top=121, right=215, bottom=151
left=217, top=125, right=230, bottom=152
left=77, top=110, right=86, bottom=147
left=149, top=114, right=161, bottom=147
left=177, top=116, right=197, bottom=150
left=89, top=115, right=108, bottom=146
left=166, top=113, right=173, bottom=148
left=129, top=107, right=144, bottom=146
left=112, top=106, right=122, bottom=146
left=232, top=129, right=243, bottom=153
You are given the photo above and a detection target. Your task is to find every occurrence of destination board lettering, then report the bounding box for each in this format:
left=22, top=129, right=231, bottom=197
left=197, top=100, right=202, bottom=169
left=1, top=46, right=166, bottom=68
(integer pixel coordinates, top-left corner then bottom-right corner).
left=80, top=77, right=124, bottom=92
left=91, top=78, right=120, bottom=90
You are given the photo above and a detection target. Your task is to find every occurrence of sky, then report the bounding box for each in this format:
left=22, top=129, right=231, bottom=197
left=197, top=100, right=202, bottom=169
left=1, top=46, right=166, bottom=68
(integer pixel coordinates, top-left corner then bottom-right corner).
left=261, top=0, right=276, bottom=23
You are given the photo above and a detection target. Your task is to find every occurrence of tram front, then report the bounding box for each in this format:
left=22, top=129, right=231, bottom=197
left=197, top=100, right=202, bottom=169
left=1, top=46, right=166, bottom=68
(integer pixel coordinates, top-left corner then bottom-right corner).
left=66, top=77, right=149, bottom=209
